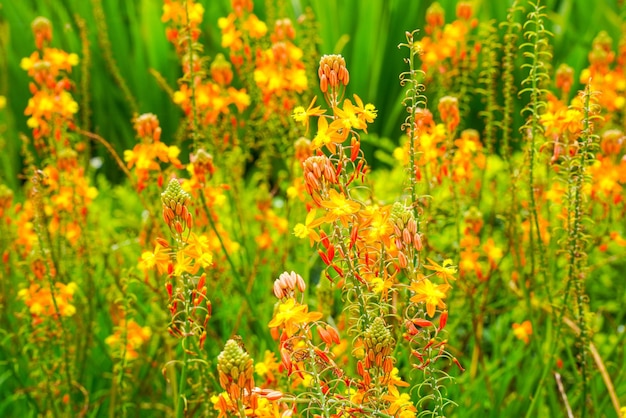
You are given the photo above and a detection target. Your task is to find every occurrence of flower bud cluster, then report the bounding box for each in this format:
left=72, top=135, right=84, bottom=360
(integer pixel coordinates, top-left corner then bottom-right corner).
left=273, top=271, right=306, bottom=299
left=362, top=317, right=395, bottom=371
left=318, top=54, right=349, bottom=94
left=217, top=339, right=255, bottom=402
left=302, top=155, right=337, bottom=197
left=161, top=178, right=193, bottom=235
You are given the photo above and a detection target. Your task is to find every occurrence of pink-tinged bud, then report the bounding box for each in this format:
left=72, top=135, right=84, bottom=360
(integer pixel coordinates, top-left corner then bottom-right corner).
left=283, top=272, right=296, bottom=289
left=407, top=218, right=417, bottom=234
left=414, top=233, right=423, bottom=251
left=398, top=251, right=408, bottom=268
left=330, top=70, right=337, bottom=87
left=266, top=390, right=283, bottom=401
left=273, top=280, right=284, bottom=298
left=296, top=275, right=306, bottom=292
left=280, top=347, right=292, bottom=374
left=438, top=311, right=448, bottom=331
left=402, top=228, right=412, bottom=244
left=320, top=74, right=328, bottom=93
left=312, top=162, right=322, bottom=178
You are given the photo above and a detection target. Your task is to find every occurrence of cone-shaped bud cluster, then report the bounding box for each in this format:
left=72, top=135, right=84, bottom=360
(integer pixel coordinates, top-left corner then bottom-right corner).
left=456, top=2, right=473, bottom=21
left=390, top=202, right=422, bottom=254
left=0, top=184, right=13, bottom=217
left=294, top=137, right=313, bottom=163
left=463, top=206, right=483, bottom=234
left=57, top=148, right=78, bottom=172
left=600, top=129, right=625, bottom=155
left=161, top=178, right=193, bottom=234
left=318, top=54, right=349, bottom=93
left=217, top=339, right=255, bottom=401
left=271, top=19, right=295, bottom=43
left=210, top=53, right=233, bottom=86
left=363, top=317, right=395, bottom=370
left=32, top=17, right=52, bottom=50
left=438, top=96, right=460, bottom=133
left=302, top=155, right=337, bottom=196
left=133, top=113, right=162, bottom=142
left=273, top=271, right=306, bottom=299
left=589, top=31, right=614, bottom=68
left=190, top=148, right=216, bottom=182
left=555, top=64, right=574, bottom=95
left=182, top=52, right=203, bottom=76
left=426, top=2, right=444, bottom=29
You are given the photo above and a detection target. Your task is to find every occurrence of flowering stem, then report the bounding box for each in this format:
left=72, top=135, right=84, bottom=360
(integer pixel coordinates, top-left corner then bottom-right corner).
left=305, top=340, right=331, bottom=418
left=175, top=339, right=189, bottom=418
left=198, top=192, right=273, bottom=346
left=31, top=174, right=74, bottom=413
left=184, top=0, right=199, bottom=148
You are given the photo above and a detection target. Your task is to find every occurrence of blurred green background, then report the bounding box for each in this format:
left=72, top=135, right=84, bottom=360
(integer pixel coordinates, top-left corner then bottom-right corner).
left=0, top=0, right=623, bottom=189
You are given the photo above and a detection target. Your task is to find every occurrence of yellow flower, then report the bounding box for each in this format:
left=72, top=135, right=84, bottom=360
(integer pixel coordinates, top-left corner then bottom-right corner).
left=334, top=98, right=367, bottom=134
left=319, top=189, right=360, bottom=225
left=139, top=242, right=170, bottom=275
left=293, top=209, right=324, bottom=245
left=292, top=96, right=326, bottom=134
left=311, top=116, right=344, bottom=153
left=382, top=385, right=417, bottom=416
left=0, top=95, right=6, bottom=109
left=268, top=298, right=323, bottom=337
left=409, top=278, right=451, bottom=317
left=423, top=257, right=457, bottom=282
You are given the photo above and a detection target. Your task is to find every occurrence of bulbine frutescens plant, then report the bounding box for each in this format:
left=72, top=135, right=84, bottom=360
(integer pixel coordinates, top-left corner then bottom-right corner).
left=141, top=178, right=214, bottom=417
left=276, top=43, right=460, bottom=416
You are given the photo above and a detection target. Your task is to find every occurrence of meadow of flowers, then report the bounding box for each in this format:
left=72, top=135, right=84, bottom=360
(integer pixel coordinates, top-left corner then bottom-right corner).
left=1, top=0, right=626, bottom=417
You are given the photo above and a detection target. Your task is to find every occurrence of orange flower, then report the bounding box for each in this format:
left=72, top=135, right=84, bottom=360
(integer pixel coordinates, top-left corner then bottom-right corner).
left=512, top=320, right=533, bottom=344
left=105, top=319, right=152, bottom=360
